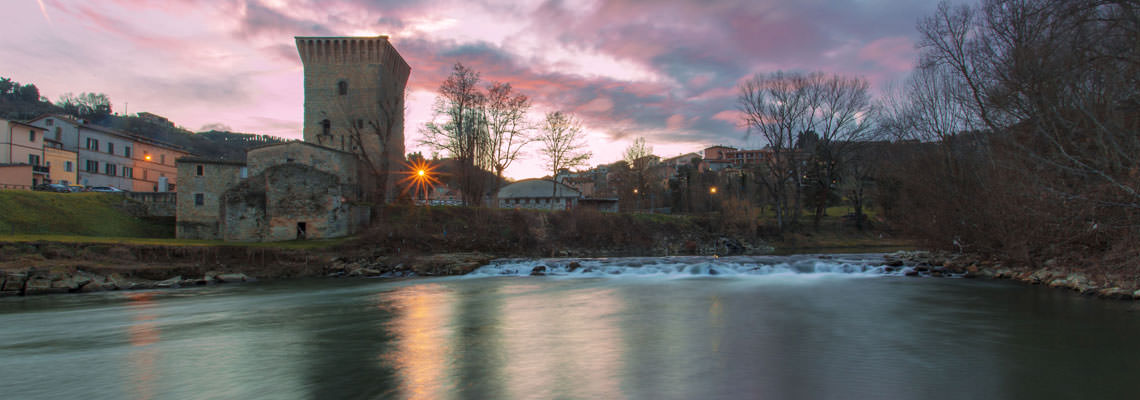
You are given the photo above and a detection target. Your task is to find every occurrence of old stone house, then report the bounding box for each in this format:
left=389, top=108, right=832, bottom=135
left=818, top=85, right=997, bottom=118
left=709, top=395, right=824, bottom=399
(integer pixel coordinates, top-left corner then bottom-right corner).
left=175, top=35, right=408, bottom=242
left=177, top=141, right=372, bottom=241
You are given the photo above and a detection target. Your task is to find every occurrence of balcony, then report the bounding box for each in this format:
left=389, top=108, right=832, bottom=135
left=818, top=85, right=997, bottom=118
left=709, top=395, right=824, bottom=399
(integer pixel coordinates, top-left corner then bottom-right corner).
left=33, top=165, right=50, bottom=174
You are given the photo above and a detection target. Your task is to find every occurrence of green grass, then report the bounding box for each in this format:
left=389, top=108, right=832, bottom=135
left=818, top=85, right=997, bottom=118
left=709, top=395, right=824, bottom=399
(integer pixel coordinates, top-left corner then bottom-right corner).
left=0, top=233, right=350, bottom=249
left=0, top=190, right=173, bottom=237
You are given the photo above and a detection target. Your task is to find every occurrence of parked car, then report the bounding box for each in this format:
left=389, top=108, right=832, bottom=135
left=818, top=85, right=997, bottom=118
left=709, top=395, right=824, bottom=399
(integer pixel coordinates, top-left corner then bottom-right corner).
left=33, top=183, right=71, bottom=193
left=67, top=185, right=85, bottom=192
left=87, top=186, right=125, bottom=193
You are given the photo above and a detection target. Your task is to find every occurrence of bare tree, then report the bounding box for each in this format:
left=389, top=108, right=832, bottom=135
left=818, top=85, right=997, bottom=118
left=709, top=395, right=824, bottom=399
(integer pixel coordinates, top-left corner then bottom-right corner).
left=538, top=111, right=592, bottom=200
left=802, top=73, right=875, bottom=227
left=483, top=82, right=533, bottom=202
left=421, top=62, right=490, bottom=206
left=886, top=0, right=1140, bottom=260
left=738, top=72, right=815, bottom=231
left=622, top=137, right=656, bottom=209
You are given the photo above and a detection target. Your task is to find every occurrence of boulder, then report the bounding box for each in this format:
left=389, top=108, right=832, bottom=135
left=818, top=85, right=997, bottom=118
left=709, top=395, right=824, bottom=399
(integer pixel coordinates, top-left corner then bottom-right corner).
left=107, top=273, right=128, bottom=290
left=349, top=268, right=382, bottom=277
left=1097, top=287, right=1132, bottom=300
left=886, top=260, right=904, bottom=267
left=904, top=269, right=920, bottom=277
left=25, top=277, right=66, bottom=295
left=215, top=273, right=250, bottom=283
left=1026, top=269, right=1054, bottom=284
left=567, top=262, right=582, bottom=272
left=50, top=276, right=81, bottom=291
left=155, top=276, right=183, bottom=288
left=2, top=273, right=26, bottom=292
left=530, top=266, right=547, bottom=276
left=79, top=278, right=113, bottom=293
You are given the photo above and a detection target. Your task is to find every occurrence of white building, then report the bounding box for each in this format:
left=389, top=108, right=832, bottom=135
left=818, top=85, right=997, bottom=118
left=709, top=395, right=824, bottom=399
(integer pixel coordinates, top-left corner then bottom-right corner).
left=497, top=179, right=581, bottom=210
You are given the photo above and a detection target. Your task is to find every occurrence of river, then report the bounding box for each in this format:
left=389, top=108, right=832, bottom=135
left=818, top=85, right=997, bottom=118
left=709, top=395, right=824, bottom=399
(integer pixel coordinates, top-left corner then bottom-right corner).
left=1, top=254, right=1138, bottom=399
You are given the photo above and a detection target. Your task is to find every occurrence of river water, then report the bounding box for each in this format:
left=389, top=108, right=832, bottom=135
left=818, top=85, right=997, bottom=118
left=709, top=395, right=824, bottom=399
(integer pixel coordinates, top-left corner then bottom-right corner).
left=2, top=254, right=1138, bottom=399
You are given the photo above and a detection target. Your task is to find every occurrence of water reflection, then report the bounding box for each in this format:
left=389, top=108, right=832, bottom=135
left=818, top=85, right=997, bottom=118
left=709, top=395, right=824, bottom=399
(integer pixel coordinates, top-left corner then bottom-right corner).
left=124, top=292, right=160, bottom=400
left=4, top=273, right=1140, bottom=399
left=501, top=284, right=625, bottom=399
left=381, top=283, right=456, bottom=400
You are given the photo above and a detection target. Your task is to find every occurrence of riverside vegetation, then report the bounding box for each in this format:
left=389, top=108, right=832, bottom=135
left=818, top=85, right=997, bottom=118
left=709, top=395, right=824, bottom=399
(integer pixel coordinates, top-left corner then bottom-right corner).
left=1, top=190, right=916, bottom=296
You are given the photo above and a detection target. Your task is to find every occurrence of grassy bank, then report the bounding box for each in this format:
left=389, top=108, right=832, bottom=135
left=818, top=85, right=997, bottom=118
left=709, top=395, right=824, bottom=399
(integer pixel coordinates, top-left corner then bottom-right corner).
left=0, top=190, right=172, bottom=237
left=0, top=234, right=348, bottom=249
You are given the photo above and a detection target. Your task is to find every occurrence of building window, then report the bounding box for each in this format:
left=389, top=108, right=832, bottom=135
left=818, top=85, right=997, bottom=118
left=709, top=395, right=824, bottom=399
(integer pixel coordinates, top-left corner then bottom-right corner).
left=107, top=142, right=114, bottom=154
left=105, top=163, right=117, bottom=176
left=160, top=154, right=165, bottom=164
left=28, top=154, right=40, bottom=165
left=86, top=138, right=99, bottom=150
left=196, top=165, right=204, bottom=176
left=337, top=80, right=348, bottom=95
left=65, top=161, right=73, bottom=172
left=45, top=119, right=53, bottom=126
left=123, top=166, right=133, bottom=178
left=194, top=193, right=204, bottom=206
left=240, top=167, right=248, bottom=179
left=143, top=170, right=148, bottom=180
left=29, top=130, right=36, bottom=142
left=86, top=160, right=98, bottom=172
left=321, top=119, right=331, bottom=136
left=124, top=146, right=132, bottom=158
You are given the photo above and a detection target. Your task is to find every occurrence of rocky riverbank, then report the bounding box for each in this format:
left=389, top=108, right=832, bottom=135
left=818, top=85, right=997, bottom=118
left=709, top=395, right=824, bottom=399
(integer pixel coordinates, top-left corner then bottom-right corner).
left=0, top=241, right=506, bottom=297
left=883, top=251, right=1140, bottom=300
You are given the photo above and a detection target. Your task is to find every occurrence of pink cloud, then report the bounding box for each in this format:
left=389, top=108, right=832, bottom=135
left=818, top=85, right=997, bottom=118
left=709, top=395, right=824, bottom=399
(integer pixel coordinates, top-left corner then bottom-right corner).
left=858, top=36, right=916, bottom=72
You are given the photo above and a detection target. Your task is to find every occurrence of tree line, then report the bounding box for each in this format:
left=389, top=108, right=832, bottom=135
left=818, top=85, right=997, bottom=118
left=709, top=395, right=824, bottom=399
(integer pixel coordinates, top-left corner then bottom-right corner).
left=420, top=63, right=591, bottom=205
left=874, top=0, right=1140, bottom=265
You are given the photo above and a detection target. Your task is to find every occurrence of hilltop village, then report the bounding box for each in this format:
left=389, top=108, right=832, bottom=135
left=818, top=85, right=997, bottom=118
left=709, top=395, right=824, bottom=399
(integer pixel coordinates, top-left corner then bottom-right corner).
left=3, top=35, right=874, bottom=244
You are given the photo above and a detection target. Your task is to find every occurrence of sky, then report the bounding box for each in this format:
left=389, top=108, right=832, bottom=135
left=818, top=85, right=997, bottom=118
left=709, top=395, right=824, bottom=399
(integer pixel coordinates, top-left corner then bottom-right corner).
left=3, top=0, right=941, bottom=179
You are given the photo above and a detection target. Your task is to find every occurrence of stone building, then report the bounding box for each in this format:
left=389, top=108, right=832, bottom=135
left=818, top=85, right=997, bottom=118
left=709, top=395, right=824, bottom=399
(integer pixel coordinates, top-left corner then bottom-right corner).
left=176, top=157, right=247, bottom=239
left=296, top=35, right=410, bottom=198
left=175, top=35, right=408, bottom=242
left=177, top=141, right=372, bottom=241
left=498, top=179, right=582, bottom=210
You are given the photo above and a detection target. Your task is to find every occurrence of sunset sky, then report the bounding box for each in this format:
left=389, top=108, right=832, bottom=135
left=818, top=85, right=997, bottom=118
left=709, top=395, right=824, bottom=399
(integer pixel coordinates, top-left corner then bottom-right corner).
left=4, top=0, right=939, bottom=179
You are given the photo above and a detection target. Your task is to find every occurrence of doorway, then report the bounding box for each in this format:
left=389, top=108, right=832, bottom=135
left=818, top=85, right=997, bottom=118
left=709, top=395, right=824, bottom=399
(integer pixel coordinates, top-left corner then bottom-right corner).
left=296, top=222, right=307, bottom=240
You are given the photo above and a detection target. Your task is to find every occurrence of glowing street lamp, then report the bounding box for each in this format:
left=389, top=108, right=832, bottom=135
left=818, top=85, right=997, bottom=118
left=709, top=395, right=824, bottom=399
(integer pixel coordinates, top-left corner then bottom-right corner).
left=399, top=158, right=441, bottom=205
left=709, top=186, right=717, bottom=194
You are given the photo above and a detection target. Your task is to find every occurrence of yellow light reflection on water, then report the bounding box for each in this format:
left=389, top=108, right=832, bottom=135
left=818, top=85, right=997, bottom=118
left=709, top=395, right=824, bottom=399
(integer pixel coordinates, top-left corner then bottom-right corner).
left=125, top=292, right=160, bottom=400
left=501, top=287, right=625, bottom=399
left=381, top=284, right=456, bottom=400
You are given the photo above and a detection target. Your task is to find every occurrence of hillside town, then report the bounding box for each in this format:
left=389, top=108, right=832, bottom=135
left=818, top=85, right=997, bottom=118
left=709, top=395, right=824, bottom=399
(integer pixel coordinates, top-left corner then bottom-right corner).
left=3, top=35, right=885, bottom=244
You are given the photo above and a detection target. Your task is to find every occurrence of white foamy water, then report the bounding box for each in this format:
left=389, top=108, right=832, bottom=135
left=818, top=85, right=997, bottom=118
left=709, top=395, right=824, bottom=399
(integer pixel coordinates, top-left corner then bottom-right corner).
left=467, top=254, right=906, bottom=279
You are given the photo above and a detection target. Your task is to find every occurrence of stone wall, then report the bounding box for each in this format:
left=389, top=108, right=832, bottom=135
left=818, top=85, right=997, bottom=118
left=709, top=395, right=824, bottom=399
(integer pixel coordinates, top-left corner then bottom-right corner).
left=121, top=192, right=177, bottom=217
left=247, top=142, right=358, bottom=186
left=176, top=159, right=246, bottom=239
left=220, top=163, right=359, bottom=241
left=264, top=164, right=351, bottom=241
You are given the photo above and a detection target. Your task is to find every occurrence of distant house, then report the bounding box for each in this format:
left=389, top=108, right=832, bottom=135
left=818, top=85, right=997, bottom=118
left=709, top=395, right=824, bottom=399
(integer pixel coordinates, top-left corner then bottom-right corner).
left=0, top=118, right=48, bottom=188
left=25, top=114, right=191, bottom=191
left=498, top=179, right=581, bottom=210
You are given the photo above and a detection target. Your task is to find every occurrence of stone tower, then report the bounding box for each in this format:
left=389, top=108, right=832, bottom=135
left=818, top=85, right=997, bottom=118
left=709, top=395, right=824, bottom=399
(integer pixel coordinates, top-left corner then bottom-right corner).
left=295, top=36, right=410, bottom=197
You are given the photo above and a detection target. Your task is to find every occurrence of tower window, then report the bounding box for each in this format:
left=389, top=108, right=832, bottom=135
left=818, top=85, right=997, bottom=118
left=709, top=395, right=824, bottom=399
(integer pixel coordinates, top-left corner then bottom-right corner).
left=337, top=80, right=348, bottom=95
left=321, top=119, right=331, bottom=136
